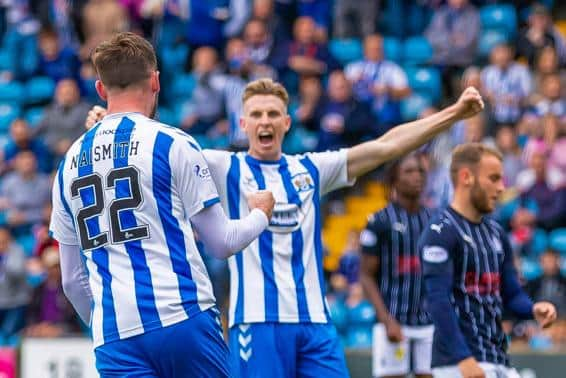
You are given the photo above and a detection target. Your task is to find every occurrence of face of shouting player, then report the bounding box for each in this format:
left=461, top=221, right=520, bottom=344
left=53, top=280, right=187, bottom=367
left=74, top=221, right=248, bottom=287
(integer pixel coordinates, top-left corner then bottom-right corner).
left=241, top=94, right=291, bottom=161
left=470, top=154, right=505, bottom=214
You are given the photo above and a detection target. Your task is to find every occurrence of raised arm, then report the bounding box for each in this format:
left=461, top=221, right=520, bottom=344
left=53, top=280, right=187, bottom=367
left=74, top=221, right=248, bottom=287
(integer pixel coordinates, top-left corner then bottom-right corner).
left=346, top=87, right=484, bottom=180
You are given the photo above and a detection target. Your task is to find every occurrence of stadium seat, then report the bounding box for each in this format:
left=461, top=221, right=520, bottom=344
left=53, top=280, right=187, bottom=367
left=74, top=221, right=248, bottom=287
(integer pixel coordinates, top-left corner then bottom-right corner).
left=530, top=228, right=549, bottom=257
left=329, top=38, right=363, bottom=65
left=156, top=107, right=179, bottom=128
left=169, top=73, right=196, bottom=101
left=405, top=66, right=442, bottom=103
left=0, top=49, right=15, bottom=73
left=480, top=4, right=517, bottom=38
left=156, top=16, right=186, bottom=48
left=345, top=300, right=375, bottom=349
left=24, top=77, right=55, bottom=105
left=0, top=104, right=20, bottom=133
left=24, top=106, right=45, bottom=127
left=160, top=44, right=190, bottom=78
left=401, top=93, right=432, bottom=121
left=402, top=36, right=433, bottom=66
left=383, top=37, right=402, bottom=63
left=549, top=228, right=566, bottom=255
left=478, top=29, right=509, bottom=59
left=0, top=81, right=24, bottom=105
left=521, top=257, right=542, bottom=281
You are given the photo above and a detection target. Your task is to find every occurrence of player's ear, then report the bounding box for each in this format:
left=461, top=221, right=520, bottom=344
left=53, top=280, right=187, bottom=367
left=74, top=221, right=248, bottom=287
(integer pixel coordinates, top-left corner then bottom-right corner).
left=95, top=80, right=107, bottom=101
left=283, top=114, right=291, bottom=133
left=461, top=167, right=473, bottom=186
left=150, top=71, right=160, bottom=93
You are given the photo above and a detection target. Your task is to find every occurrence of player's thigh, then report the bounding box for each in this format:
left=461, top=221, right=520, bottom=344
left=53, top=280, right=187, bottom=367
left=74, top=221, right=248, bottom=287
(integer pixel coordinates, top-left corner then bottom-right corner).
left=372, top=323, right=410, bottom=378
left=296, top=323, right=350, bottom=378
left=95, top=338, right=158, bottom=378
left=408, top=325, right=433, bottom=376
left=229, top=323, right=295, bottom=378
left=146, top=309, right=230, bottom=378
left=431, top=365, right=462, bottom=378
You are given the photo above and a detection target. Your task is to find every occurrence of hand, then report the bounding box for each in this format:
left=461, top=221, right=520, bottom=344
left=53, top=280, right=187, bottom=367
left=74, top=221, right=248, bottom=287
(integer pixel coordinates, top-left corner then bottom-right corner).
left=533, top=301, right=557, bottom=329
left=385, top=318, right=403, bottom=343
left=372, top=83, right=388, bottom=96
left=458, top=357, right=485, bottom=378
left=454, top=87, right=484, bottom=120
left=86, top=105, right=107, bottom=129
left=247, top=190, right=275, bottom=220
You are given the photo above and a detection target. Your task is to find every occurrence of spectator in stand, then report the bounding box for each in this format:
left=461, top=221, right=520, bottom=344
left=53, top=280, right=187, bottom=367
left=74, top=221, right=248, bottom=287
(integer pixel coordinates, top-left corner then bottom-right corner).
left=2, top=119, right=52, bottom=175
left=25, top=247, right=83, bottom=337
left=180, top=47, right=225, bottom=135
left=529, top=73, right=566, bottom=120
left=292, top=75, right=323, bottom=132
left=36, top=78, right=92, bottom=158
left=36, top=26, right=80, bottom=83
left=332, top=0, right=379, bottom=39
left=527, top=249, right=566, bottom=317
left=314, top=70, right=376, bottom=151
left=297, top=0, right=331, bottom=42
left=345, top=34, right=411, bottom=135
left=81, top=0, right=129, bottom=59
left=425, top=0, right=479, bottom=98
left=271, top=16, right=340, bottom=88
left=338, top=230, right=361, bottom=286
left=517, top=3, right=566, bottom=69
left=481, top=43, right=532, bottom=127
left=495, top=126, right=525, bottom=189
left=0, top=151, right=51, bottom=234
left=252, top=0, right=290, bottom=43
left=514, top=145, right=566, bottom=231
left=0, top=227, right=30, bottom=346
left=243, top=18, right=278, bottom=79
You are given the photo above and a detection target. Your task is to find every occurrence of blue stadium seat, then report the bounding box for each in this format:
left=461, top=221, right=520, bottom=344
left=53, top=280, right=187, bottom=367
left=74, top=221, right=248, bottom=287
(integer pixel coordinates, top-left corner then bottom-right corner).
left=24, top=106, right=45, bottom=127
left=383, top=37, right=402, bottom=63
left=156, top=107, right=179, bottom=128
left=0, top=49, right=15, bottom=73
left=478, top=29, right=509, bottom=59
left=0, top=81, right=24, bottom=105
left=530, top=228, right=549, bottom=257
left=156, top=16, right=186, bottom=48
left=480, top=4, right=517, bottom=38
left=402, top=36, right=433, bottom=66
left=160, top=44, right=190, bottom=78
left=549, top=228, right=566, bottom=255
left=329, top=38, right=363, bottom=65
left=0, top=104, right=20, bottom=133
left=328, top=299, right=348, bottom=334
left=521, top=257, right=542, bottom=281
left=169, top=73, right=196, bottom=101
left=405, top=66, right=442, bottom=103
left=24, top=77, right=55, bottom=105
left=400, top=93, right=432, bottom=121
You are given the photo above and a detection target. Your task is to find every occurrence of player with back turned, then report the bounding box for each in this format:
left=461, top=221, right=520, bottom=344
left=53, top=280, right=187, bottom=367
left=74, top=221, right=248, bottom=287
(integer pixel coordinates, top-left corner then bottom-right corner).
left=419, top=143, right=557, bottom=378
left=49, top=32, right=275, bottom=377
left=360, top=153, right=434, bottom=378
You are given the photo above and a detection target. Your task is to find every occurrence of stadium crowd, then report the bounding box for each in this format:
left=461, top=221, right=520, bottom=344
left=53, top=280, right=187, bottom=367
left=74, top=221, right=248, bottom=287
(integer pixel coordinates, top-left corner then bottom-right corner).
left=0, top=0, right=564, bottom=359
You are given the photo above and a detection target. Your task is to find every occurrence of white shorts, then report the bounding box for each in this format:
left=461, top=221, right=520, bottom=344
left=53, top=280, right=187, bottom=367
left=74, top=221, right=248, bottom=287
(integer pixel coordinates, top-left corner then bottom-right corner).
left=432, top=362, right=521, bottom=378
left=372, top=323, right=434, bottom=377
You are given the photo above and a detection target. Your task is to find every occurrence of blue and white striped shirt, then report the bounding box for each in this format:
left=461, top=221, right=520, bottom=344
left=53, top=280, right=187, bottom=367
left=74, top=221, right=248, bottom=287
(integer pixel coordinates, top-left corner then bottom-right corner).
left=50, top=113, right=219, bottom=347
left=203, top=149, right=354, bottom=326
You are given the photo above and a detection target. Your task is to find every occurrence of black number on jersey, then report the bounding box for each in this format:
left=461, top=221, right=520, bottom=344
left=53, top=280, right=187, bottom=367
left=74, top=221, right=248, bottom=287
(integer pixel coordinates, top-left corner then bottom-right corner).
left=71, top=166, right=149, bottom=251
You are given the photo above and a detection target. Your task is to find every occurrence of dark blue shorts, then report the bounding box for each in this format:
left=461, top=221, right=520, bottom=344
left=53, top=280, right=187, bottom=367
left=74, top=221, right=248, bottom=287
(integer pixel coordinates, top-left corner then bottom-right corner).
left=95, top=309, right=229, bottom=377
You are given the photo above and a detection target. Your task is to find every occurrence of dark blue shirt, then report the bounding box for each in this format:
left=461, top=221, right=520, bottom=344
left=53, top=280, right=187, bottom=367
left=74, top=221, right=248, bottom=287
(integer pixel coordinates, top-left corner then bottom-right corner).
left=361, top=203, right=434, bottom=326
left=419, top=207, right=534, bottom=367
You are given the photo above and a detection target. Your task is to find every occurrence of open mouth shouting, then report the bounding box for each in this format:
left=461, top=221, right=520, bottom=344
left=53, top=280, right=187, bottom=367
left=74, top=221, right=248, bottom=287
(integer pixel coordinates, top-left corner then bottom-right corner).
left=258, top=130, right=274, bottom=146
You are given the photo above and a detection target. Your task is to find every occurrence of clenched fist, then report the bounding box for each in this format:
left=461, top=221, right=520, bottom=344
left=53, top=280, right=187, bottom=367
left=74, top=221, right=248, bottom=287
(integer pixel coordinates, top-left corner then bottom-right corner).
left=247, top=190, right=275, bottom=220
left=454, top=87, right=484, bottom=120
left=86, top=105, right=107, bottom=129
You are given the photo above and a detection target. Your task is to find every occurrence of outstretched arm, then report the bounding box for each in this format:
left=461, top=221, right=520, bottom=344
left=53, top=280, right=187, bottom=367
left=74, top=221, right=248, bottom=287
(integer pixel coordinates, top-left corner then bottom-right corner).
left=346, top=87, right=484, bottom=180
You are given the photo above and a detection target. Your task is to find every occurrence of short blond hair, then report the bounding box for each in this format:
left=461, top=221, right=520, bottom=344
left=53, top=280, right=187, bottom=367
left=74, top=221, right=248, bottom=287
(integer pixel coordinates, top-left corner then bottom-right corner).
left=450, top=143, right=503, bottom=186
left=242, top=78, right=289, bottom=106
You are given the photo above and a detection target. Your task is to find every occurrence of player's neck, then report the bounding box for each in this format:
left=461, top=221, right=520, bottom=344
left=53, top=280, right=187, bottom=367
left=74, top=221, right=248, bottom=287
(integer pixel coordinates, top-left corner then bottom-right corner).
left=395, top=195, right=420, bottom=213
left=451, top=194, right=482, bottom=223
left=247, top=149, right=282, bottom=162
left=106, top=91, right=153, bottom=118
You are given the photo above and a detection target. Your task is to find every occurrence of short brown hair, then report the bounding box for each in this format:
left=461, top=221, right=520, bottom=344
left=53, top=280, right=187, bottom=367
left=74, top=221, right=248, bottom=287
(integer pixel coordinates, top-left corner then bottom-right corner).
left=450, top=143, right=503, bottom=185
left=91, top=32, right=157, bottom=89
left=242, top=78, right=289, bottom=106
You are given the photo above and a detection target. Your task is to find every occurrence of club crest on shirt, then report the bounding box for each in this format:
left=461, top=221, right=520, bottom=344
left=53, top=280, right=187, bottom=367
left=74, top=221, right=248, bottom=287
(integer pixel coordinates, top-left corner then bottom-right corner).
left=292, top=172, right=314, bottom=193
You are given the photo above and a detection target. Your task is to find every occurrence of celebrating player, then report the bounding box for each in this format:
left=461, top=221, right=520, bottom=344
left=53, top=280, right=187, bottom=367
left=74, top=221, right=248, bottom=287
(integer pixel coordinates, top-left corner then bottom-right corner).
left=49, top=33, right=275, bottom=377
left=88, top=75, right=484, bottom=376
left=419, top=143, right=557, bottom=378
left=360, top=153, right=434, bottom=378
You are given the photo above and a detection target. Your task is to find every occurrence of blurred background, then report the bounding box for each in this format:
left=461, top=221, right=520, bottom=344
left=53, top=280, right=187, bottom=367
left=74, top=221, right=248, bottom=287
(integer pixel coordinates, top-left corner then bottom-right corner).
left=0, top=0, right=564, bottom=376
